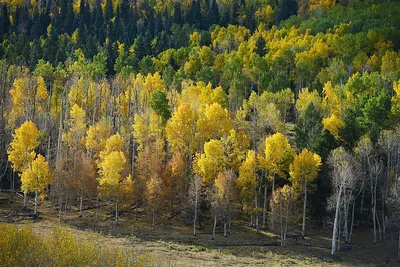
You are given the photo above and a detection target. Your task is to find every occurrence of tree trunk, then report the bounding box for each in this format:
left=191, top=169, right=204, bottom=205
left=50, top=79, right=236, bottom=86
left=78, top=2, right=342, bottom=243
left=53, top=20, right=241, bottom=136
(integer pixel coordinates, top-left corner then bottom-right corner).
left=263, top=183, right=267, bottom=229
left=24, top=192, right=27, bottom=208
left=302, top=185, right=307, bottom=239
left=95, top=198, right=99, bottom=223
left=193, top=191, right=198, bottom=236
left=79, top=187, right=83, bottom=217
left=344, top=201, right=349, bottom=243
left=349, top=199, right=356, bottom=244
left=34, top=183, right=38, bottom=216
left=255, top=184, right=259, bottom=233
left=224, top=216, right=227, bottom=237
left=271, top=176, right=275, bottom=232
left=280, top=193, right=283, bottom=246
left=331, top=190, right=342, bottom=255
left=382, top=191, right=386, bottom=242
left=212, top=211, right=217, bottom=240
left=115, top=200, right=119, bottom=226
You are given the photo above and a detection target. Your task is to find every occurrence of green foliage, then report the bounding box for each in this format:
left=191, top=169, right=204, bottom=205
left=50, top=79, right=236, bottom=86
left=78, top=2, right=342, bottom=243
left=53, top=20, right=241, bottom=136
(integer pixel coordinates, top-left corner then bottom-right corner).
left=149, top=90, right=171, bottom=124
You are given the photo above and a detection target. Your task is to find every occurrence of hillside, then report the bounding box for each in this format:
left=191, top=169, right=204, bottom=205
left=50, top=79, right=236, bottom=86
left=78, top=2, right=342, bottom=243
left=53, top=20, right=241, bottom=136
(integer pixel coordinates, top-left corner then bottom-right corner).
left=1, top=0, right=400, bottom=265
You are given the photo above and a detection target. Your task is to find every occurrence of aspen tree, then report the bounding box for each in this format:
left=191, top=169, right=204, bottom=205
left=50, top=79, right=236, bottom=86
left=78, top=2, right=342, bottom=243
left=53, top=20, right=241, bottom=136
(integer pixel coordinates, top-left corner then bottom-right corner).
left=290, top=148, right=321, bottom=239
left=20, top=154, right=52, bottom=215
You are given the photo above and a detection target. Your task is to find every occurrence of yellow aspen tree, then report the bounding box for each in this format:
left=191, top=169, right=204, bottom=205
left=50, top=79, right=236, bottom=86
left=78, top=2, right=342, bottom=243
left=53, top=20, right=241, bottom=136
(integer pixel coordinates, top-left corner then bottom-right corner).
left=264, top=132, right=295, bottom=230
left=196, top=103, right=233, bottom=143
left=237, top=150, right=259, bottom=230
left=20, top=154, right=52, bottom=216
left=8, top=121, right=40, bottom=173
left=289, top=149, right=322, bottom=239
left=98, top=134, right=133, bottom=225
left=85, top=120, right=112, bottom=160
left=7, top=121, right=41, bottom=208
left=196, top=139, right=225, bottom=184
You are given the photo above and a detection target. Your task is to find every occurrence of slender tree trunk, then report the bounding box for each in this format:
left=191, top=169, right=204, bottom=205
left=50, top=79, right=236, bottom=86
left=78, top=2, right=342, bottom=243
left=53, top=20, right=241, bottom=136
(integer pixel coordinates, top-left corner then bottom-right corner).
left=331, top=190, right=342, bottom=256
left=193, top=190, right=198, bottom=236
left=79, top=186, right=83, bottom=217
left=280, top=193, right=283, bottom=246
left=271, top=175, right=275, bottom=231
left=344, top=201, right=349, bottom=243
left=302, top=185, right=307, bottom=239
left=382, top=191, right=386, bottom=242
left=376, top=208, right=382, bottom=242
left=115, top=200, right=119, bottom=226
left=255, top=184, right=259, bottom=232
left=284, top=203, right=289, bottom=247
left=263, top=182, right=267, bottom=229
left=349, top=199, right=356, bottom=244
left=24, top=192, right=27, bottom=208
left=34, top=183, right=38, bottom=216
left=95, top=197, right=99, bottom=223
left=212, top=211, right=217, bottom=240
left=224, top=216, right=227, bottom=237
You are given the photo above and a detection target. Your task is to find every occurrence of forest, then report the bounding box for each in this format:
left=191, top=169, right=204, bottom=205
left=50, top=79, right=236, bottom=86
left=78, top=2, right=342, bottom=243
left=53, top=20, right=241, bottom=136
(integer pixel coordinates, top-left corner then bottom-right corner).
left=1, top=0, right=400, bottom=265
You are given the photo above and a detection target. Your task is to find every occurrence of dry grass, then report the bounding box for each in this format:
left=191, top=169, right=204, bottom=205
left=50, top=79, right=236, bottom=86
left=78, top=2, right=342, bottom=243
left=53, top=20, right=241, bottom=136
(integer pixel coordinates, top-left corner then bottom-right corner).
left=0, top=193, right=397, bottom=266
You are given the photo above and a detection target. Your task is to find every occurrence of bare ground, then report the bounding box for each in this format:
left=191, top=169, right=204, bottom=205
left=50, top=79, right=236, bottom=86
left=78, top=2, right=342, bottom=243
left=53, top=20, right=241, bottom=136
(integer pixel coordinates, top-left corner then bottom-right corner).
left=0, top=193, right=397, bottom=266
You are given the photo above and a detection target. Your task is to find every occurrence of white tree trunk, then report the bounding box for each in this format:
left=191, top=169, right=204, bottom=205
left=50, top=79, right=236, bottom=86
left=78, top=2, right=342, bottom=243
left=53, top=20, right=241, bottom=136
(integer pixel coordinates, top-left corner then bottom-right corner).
left=23, top=192, right=27, bottom=208
left=193, top=191, right=198, bottom=236
left=224, top=216, right=227, bottom=237
left=255, top=185, right=259, bottom=232
left=263, top=183, right=267, bottom=229
left=349, top=199, right=355, bottom=243
left=331, top=190, right=342, bottom=255
left=212, top=211, right=217, bottom=240
left=302, top=185, right=307, bottom=239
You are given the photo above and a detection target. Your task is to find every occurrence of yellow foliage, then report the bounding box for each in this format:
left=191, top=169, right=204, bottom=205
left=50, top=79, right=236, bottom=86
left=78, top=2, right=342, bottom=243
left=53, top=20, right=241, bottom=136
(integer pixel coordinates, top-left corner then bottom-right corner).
left=85, top=120, right=112, bottom=159
left=264, top=133, right=295, bottom=178
left=100, top=133, right=124, bottom=160
left=62, top=104, right=86, bottom=152
left=7, top=121, right=40, bottom=172
left=290, top=149, right=321, bottom=191
left=0, top=224, right=153, bottom=266
left=322, top=114, right=344, bottom=140
left=296, top=87, right=323, bottom=116
left=21, top=154, right=52, bottom=198
left=237, top=150, right=257, bottom=210
left=196, top=103, right=233, bottom=142
left=166, top=103, right=197, bottom=154
left=196, top=139, right=225, bottom=184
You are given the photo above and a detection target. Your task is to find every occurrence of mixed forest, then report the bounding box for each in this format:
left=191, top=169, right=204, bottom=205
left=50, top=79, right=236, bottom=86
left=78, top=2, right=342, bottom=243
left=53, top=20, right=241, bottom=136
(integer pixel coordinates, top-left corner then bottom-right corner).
left=1, top=0, right=400, bottom=264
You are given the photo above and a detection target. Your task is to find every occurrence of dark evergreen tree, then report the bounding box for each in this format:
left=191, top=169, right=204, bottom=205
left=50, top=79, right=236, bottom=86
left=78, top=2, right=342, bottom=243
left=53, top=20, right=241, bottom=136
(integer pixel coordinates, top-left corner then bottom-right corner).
left=29, top=38, right=42, bottom=69
left=255, top=36, right=267, bottom=57
left=94, top=0, right=106, bottom=43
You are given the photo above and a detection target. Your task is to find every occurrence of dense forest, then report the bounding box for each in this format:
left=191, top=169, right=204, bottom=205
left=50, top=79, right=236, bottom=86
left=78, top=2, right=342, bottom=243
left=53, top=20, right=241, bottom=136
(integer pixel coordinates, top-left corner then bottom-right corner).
left=1, top=0, right=400, bottom=263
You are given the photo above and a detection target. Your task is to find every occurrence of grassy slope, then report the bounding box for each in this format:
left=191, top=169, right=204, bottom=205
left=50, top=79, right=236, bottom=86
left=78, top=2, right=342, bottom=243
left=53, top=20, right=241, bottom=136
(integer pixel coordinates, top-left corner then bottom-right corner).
left=0, top=193, right=398, bottom=266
